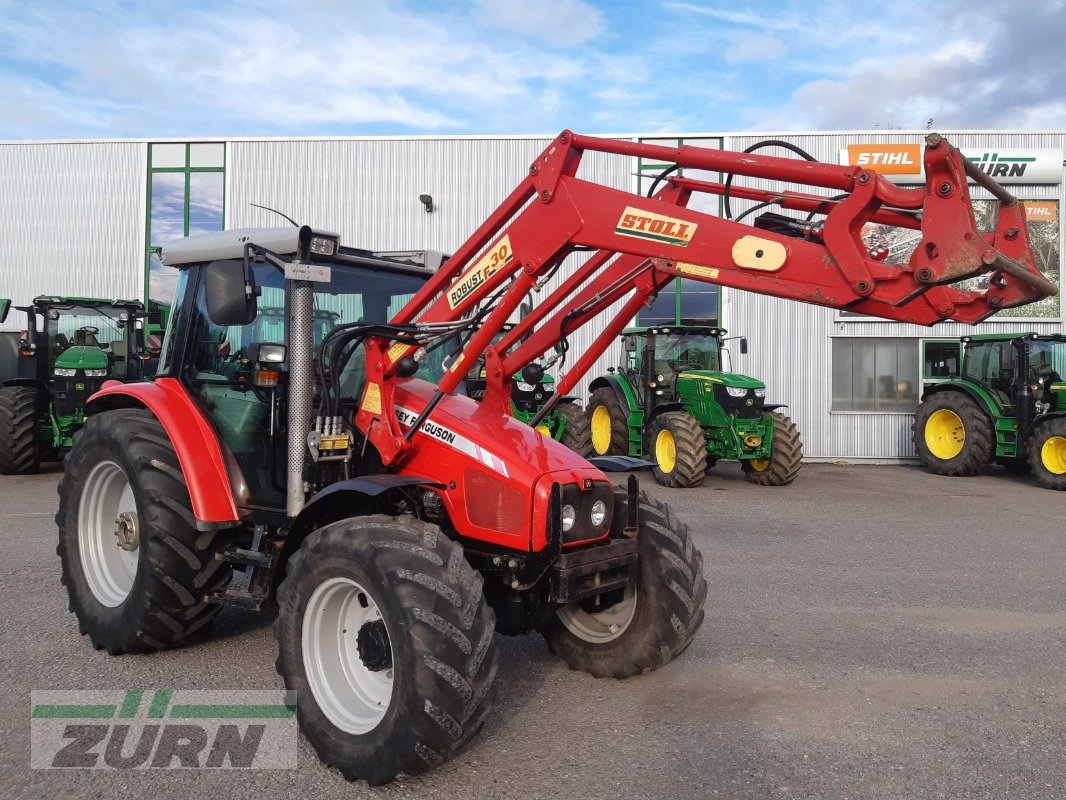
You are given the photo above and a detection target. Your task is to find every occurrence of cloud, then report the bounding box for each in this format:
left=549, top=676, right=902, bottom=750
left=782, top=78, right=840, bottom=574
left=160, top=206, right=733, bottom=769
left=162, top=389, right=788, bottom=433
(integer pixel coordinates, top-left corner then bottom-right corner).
left=473, top=0, right=606, bottom=46
left=725, top=33, right=786, bottom=66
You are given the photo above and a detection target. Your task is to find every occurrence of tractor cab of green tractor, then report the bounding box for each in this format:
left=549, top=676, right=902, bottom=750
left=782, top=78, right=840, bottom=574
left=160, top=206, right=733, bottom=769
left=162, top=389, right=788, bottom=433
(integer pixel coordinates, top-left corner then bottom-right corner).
left=914, top=333, right=1066, bottom=490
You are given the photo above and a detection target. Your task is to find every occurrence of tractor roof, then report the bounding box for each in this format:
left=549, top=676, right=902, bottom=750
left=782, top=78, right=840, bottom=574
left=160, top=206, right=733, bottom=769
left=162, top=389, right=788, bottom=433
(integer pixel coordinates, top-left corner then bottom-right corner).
left=622, top=325, right=726, bottom=337
left=963, top=332, right=1040, bottom=343
left=29, top=296, right=145, bottom=310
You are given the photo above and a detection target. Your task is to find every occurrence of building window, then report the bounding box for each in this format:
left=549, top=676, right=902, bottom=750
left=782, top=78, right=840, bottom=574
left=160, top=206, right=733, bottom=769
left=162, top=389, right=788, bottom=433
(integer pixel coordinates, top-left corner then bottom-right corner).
left=146, top=143, right=225, bottom=306
left=832, top=337, right=919, bottom=412
left=635, top=137, right=722, bottom=327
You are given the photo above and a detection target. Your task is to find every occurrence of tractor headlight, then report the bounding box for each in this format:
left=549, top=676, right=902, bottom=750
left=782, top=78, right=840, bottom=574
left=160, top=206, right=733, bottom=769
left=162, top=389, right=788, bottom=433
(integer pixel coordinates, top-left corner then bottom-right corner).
left=84, top=369, right=108, bottom=377
left=561, top=504, right=577, bottom=532
left=753, top=388, right=766, bottom=398
left=726, top=386, right=748, bottom=398
left=309, top=235, right=337, bottom=256
left=590, top=500, right=607, bottom=526
left=54, top=368, right=76, bottom=377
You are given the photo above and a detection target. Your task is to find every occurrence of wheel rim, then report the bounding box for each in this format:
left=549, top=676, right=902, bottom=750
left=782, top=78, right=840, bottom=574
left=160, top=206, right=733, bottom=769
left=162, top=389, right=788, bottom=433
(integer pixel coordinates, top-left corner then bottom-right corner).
left=591, top=405, right=613, bottom=455
left=535, top=424, right=552, bottom=436
left=1040, top=435, right=1066, bottom=475
left=925, top=408, right=965, bottom=460
left=77, top=460, right=139, bottom=607
left=749, top=458, right=770, bottom=472
left=303, top=577, right=394, bottom=735
left=557, top=583, right=638, bottom=643
left=655, top=428, right=676, bottom=473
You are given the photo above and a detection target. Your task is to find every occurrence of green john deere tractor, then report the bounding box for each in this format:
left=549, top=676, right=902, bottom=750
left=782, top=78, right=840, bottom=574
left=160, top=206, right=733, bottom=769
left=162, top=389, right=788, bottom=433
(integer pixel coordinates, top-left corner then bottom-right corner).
left=914, top=333, right=1066, bottom=490
left=0, top=296, right=159, bottom=474
left=464, top=325, right=592, bottom=455
left=586, top=325, right=802, bottom=487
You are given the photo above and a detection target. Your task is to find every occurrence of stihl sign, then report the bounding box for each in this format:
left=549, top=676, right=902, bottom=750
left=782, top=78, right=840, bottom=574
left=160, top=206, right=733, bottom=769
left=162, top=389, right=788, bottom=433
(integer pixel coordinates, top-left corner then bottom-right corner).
left=840, top=145, right=1063, bottom=185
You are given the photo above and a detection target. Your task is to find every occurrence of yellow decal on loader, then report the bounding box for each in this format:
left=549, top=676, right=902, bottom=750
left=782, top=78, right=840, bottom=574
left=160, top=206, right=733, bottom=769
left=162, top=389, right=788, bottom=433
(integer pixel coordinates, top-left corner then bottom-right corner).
left=387, top=342, right=412, bottom=364
left=676, top=263, right=719, bottom=280
left=731, top=236, right=787, bottom=271
left=615, top=207, right=696, bottom=247
left=447, top=236, right=513, bottom=310
left=361, top=382, right=382, bottom=414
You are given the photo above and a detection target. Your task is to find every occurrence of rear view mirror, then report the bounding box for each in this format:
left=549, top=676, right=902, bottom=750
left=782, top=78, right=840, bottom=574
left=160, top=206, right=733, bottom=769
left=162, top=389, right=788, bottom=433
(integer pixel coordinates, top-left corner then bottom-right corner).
left=740, top=337, right=748, bottom=355
left=0, top=299, right=9, bottom=324
left=205, top=260, right=257, bottom=327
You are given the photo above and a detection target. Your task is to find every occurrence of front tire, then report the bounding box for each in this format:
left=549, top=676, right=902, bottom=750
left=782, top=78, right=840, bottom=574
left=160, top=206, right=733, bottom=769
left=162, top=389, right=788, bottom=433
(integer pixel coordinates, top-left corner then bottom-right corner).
left=0, top=386, right=40, bottom=474
left=56, top=409, right=233, bottom=654
left=1028, top=417, right=1066, bottom=490
left=556, top=402, right=592, bottom=457
left=650, top=411, right=707, bottom=488
left=274, top=516, right=498, bottom=785
left=588, top=387, right=629, bottom=456
left=742, top=412, right=803, bottom=486
left=543, top=492, right=707, bottom=678
left=913, top=392, right=994, bottom=476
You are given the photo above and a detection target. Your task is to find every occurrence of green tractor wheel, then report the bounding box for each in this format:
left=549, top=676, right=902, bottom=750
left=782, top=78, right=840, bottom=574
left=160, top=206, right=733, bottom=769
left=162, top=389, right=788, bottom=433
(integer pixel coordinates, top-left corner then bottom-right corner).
left=913, top=392, right=994, bottom=477
left=742, top=412, right=802, bottom=486
left=556, top=403, right=593, bottom=457
left=0, top=386, right=41, bottom=475
left=649, top=412, right=707, bottom=488
left=587, top=387, right=629, bottom=457
left=1028, top=416, right=1066, bottom=490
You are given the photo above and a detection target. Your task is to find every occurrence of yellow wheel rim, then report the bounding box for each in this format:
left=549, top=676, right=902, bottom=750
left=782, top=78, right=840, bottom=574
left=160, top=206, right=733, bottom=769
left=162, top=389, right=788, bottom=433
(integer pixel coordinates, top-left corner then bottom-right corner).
left=535, top=424, right=552, bottom=436
left=749, top=458, right=770, bottom=472
left=1041, top=435, right=1066, bottom=475
left=925, top=408, right=965, bottom=460
left=655, top=428, right=676, bottom=473
left=591, top=405, right=613, bottom=455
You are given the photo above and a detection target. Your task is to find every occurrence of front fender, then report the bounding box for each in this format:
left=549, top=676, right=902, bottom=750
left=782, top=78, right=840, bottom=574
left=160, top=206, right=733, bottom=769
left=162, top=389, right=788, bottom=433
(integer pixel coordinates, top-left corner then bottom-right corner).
left=86, top=377, right=240, bottom=529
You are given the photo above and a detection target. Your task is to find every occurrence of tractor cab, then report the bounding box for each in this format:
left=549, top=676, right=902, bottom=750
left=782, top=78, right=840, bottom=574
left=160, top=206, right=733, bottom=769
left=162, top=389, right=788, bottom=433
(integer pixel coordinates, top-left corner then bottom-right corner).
left=959, top=333, right=1066, bottom=420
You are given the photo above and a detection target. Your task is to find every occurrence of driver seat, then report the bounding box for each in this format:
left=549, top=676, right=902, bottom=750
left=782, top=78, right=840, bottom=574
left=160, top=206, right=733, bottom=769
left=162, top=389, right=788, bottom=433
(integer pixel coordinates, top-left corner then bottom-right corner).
left=73, top=329, right=100, bottom=347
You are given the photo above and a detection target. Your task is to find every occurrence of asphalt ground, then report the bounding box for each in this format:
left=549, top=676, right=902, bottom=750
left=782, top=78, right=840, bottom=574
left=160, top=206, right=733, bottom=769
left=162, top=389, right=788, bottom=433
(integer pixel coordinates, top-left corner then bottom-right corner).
left=0, top=462, right=1063, bottom=799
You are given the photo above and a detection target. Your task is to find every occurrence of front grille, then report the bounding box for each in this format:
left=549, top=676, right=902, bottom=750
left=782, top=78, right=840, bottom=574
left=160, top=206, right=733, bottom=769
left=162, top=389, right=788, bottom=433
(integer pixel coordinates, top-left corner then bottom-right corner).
left=464, top=468, right=526, bottom=536
left=53, top=376, right=102, bottom=418
left=712, top=385, right=765, bottom=419
left=510, top=380, right=549, bottom=413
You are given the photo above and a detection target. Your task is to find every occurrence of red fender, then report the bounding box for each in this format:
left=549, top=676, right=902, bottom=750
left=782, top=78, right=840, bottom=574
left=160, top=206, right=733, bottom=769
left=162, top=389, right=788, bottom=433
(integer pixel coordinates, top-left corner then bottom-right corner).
left=87, top=377, right=240, bottom=527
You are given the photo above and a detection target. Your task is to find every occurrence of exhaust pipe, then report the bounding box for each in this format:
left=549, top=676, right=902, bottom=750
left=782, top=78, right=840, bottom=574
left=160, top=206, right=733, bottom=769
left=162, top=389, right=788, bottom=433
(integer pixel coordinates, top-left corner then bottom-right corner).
left=287, top=280, right=314, bottom=517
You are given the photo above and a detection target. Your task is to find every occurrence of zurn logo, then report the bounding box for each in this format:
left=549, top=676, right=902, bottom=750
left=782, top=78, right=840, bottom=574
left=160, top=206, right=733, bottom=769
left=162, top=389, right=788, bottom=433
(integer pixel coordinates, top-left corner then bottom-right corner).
left=31, top=690, right=297, bottom=769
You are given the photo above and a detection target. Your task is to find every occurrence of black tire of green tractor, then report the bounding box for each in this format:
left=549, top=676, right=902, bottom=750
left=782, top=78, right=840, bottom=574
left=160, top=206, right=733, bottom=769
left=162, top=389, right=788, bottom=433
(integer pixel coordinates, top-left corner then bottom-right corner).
left=912, top=392, right=994, bottom=477
left=1027, top=417, right=1066, bottom=490
left=557, top=402, right=593, bottom=457
left=650, top=411, right=707, bottom=488
left=742, top=412, right=803, bottom=486
left=56, top=409, right=233, bottom=654
left=588, top=387, right=629, bottom=456
left=0, top=386, right=40, bottom=474
left=274, top=516, right=498, bottom=785
left=543, top=491, right=707, bottom=678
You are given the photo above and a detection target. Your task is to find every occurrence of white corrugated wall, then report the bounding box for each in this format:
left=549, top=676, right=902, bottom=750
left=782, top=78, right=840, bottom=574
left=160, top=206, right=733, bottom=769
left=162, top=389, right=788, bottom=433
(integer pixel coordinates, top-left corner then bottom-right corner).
left=0, top=141, right=145, bottom=330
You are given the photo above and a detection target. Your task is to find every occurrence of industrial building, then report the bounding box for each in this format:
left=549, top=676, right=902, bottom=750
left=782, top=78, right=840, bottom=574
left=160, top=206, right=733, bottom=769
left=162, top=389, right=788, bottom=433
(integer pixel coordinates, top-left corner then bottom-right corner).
left=1, top=129, right=1061, bottom=461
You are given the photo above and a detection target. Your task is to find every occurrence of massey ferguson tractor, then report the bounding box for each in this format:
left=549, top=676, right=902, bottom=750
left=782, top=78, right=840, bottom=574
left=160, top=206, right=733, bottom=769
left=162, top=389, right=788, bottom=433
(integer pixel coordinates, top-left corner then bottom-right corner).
left=914, top=332, right=1066, bottom=489
left=55, top=132, right=1050, bottom=784
left=586, top=325, right=801, bottom=487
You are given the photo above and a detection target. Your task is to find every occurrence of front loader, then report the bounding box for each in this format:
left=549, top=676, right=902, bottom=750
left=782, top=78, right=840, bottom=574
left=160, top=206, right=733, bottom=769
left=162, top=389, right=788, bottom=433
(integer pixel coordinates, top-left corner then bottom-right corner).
left=588, top=325, right=801, bottom=487
left=56, top=132, right=1050, bottom=784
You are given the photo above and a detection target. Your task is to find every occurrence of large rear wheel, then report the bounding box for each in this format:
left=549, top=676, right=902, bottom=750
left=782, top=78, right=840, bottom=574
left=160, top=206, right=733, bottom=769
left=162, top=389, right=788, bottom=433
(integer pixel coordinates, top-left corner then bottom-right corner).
left=543, top=492, right=706, bottom=678
left=1028, top=417, right=1066, bottom=490
left=742, top=412, right=802, bottom=486
left=0, top=386, right=40, bottom=474
left=588, top=387, right=629, bottom=457
left=274, top=516, right=498, bottom=785
left=649, top=411, right=707, bottom=488
left=56, top=409, right=233, bottom=654
left=556, top=402, right=593, bottom=457
left=913, top=392, right=994, bottom=476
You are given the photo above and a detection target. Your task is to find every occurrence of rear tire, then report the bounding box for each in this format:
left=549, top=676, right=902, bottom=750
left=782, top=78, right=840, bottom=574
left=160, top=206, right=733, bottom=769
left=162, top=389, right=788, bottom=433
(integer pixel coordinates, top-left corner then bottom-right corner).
left=588, top=387, right=629, bottom=456
left=913, top=392, right=994, bottom=477
left=543, top=492, right=706, bottom=678
left=274, top=516, right=498, bottom=785
left=557, top=402, right=592, bottom=457
left=1028, top=417, right=1066, bottom=490
left=742, top=412, right=802, bottom=486
left=649, top=411, right=706, bottom=488
left=0, top=386, right=40, bottom=474
left=56, top=409, right=233, bottom=654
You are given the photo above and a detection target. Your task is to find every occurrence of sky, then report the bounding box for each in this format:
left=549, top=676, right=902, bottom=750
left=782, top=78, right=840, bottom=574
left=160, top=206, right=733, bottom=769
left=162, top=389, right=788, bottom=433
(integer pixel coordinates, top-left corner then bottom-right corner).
left=0, top=0, right=1064, bottom=139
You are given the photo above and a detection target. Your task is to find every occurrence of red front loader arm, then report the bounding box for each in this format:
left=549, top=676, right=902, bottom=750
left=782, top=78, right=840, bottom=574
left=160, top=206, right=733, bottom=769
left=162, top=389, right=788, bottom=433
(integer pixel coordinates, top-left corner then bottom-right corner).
left=355, top=131, right=1053, bottom=466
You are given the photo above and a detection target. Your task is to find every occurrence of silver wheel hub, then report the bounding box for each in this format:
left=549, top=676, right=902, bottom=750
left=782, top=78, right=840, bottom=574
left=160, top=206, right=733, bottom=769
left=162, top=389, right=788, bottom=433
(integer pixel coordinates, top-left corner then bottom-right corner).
left=302, top=577, right=394, bottom=735
left=78, top=460, right=139, bottom=607
left=114, top=511, right=139, bottom=551
left=557, top=583, right=638, bottom=644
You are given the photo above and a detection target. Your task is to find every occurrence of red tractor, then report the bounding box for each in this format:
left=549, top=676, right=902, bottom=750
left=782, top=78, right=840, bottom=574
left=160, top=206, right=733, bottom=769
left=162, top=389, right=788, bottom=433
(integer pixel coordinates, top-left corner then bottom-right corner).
left=56, top=133, right=1049, bottom=784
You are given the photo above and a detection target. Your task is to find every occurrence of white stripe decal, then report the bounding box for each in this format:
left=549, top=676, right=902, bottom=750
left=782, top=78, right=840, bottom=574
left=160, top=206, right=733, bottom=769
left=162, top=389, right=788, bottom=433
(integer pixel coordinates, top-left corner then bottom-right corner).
left=395, top=406, right=509, bottom=476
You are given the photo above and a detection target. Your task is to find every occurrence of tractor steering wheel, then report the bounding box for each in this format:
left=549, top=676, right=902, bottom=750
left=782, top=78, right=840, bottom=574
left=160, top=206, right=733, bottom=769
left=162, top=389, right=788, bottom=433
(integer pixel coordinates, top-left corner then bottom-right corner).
left=78, top=326, right=99, bottom=335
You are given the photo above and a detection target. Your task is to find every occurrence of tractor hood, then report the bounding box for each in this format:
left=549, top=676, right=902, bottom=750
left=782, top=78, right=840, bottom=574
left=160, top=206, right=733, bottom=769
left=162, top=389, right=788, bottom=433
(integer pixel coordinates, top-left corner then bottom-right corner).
left=54, top=346, right=109, bottom=371
left=675, top=369, right=764, bottom=390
